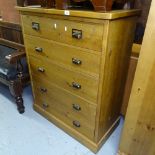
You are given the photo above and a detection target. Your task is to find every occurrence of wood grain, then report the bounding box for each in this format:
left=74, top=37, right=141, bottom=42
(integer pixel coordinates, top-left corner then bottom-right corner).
left=19, top=8, right=139, bottom=152
left=0, top=21, right=23, bottom=44
left=24, top=34, right=101, bottom=77
left=33, top=76, right=96, bottom=140
left=34, top=104, right=99, bottom=152
left=121, top=56, right=138, bottom=116
left=29, top=56, right=99, bottom=103
left=119, top=0, right=155, bottom=154
left=21, top=15, right=104, bottom=51
left=95, top=16, right=137, bottom=141
left=0, top=38, right=24, bottom=50
left=16, top=7, right=141, bottom=20
left=121, top=43, right=141, bottom=116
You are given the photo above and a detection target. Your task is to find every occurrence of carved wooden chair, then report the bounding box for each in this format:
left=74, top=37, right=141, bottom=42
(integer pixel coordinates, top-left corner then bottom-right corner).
left=0, top=39, right=29, bottom=113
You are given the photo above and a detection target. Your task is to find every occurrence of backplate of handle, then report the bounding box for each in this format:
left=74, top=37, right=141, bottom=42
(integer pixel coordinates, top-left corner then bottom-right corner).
left=38, top=67, right=45, bottom=73
left=42, top=103, right=49, bottom=109
left=72, top=104, right=81, bottom=111
left=72, top=58, right=82, bottom=65
left=73, top=120, right=81, bottom=127
left=32, top=22, right=40, bottom=31
left=72, top=82, right=81, bottom=89
left=72, top=29, right=82, bottom=39
left=35, top=47, right=43, bottom=52
left=40, top=88, right=47, bottom=93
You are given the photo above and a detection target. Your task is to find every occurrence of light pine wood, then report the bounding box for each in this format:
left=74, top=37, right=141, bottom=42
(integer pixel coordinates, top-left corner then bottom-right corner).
left=121, top=56, right=138, bottom=116
left=119, top=1, right=155, bottom=155
left=21, top=15, right=104, bottom=51
left=35, top=98, right=95, bottom=140
left=95, top=17, right=137, bottom=142
left=29, top=56, right=99, bottom=103
left=19, top=8, right=139, bottom=153
left=34, top=104, right=99, bottom=152
left=121, top=44, right=141, bottom=116
left=16, top=7, right=140, bottom=20
left=24, top=35, right=101, bottom=77
left=32, top=75, right=96, bottom=125
left=32, top=76, right=96, bottom=140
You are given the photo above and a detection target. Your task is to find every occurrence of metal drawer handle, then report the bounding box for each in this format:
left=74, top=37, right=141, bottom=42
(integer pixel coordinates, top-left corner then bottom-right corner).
left=72, top=29, right=82, bottom=39
left=73, top=120, right=81, bottom=128
left=32, top=22, right=40, bottom=31
left=38, top=67, right=45, bottom=73
left=72, top=58, right=82, bottom=65
left=72, top=104, right=81, bottom=111
left=72, top=82, right=81, bottom=89
left=35, top=47, right=43, bottom=53
left=40, top=88, right=47, bottom=93
left=42, top=103, right=49, bottom=109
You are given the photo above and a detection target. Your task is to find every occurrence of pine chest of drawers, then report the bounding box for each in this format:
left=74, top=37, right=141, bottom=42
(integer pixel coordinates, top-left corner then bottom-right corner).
left=17, top=7, right=140, bottom=152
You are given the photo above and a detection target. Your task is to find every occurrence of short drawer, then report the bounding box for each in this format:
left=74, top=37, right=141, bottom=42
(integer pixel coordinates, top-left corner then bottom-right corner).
left=35, top=97, right=95, bottom=140
left=32, top=76, right=97, bottom=118
left=29, top=56, right=99, bottom=103
left=24, top=35, right=101, bottom=77
left=32, top=77, right=96, bottom=140
left=22, top=15, right=104, bottom=51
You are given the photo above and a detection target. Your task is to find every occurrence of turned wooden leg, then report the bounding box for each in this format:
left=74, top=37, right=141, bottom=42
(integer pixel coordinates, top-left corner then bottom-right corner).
left=9, top=80, right=25, bottom=114
left=15, top=96, right=25, bottom=114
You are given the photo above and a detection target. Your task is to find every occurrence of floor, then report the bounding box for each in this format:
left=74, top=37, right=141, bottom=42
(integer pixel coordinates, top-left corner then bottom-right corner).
left=0, top=83, right=124, bottom=155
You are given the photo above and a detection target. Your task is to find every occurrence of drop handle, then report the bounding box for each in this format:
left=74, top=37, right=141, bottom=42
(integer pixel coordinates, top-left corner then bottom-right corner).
left=32, top=22, right=40, bottom=31
left=38, top=67, right=45, bottom=73
left=72, top=104, right=81, bottom=111
left=72, top=58, right=82, bottom=65
left=42, top=103, right=49, bottom=109
left=72, top=82, right=81, bottom=89
left=35, top=47, right=43, bottom=52
left=40, top=88, right=47, bottom=93
left=73, top=120, right=81, bottom=128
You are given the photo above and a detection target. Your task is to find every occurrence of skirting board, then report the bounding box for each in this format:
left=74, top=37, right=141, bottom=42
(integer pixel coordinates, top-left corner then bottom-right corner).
left=34, top=104, right=120, bottom=153
left=117, top=150, right=129, bottom=155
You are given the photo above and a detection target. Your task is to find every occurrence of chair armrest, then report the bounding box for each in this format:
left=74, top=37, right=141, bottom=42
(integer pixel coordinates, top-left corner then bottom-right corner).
left=5, top=50, right=26, bottom=64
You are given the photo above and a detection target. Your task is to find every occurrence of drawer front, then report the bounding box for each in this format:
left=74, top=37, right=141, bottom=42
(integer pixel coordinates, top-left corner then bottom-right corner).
left=24, top=35, right=101, bottom=77
left=35, top=97, right=95, bottom=140
left=32, top=76, right=96, bottom=140
left=29, top=56, right=99, bottom=103
left=22, top=15, right=103, bottom=51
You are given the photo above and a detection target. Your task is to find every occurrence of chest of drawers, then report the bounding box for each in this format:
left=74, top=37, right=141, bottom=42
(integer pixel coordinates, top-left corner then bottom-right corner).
left=17, top=7, right=140, bottom=153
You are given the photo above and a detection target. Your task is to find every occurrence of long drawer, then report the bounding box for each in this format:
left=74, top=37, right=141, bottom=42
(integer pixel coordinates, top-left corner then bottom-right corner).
left=22, top=15, right=104, bottom=51
left=29, top=56, right=99, bottom=103
left=24, top=35, right=101, bottom=77
left=32, top=76, right=96, bottom=140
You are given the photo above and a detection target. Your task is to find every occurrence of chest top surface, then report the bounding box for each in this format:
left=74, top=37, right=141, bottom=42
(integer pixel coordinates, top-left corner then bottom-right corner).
left=16, top=7, right=140, bottom=20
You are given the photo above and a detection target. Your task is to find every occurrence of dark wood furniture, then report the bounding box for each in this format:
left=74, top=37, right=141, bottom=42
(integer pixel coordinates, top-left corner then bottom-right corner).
left=0, top=21, right=29, bottom=113
left=55, top=0, right=134, bottom=11
left=16, top=0, right=134, bottom=11
left=17, top=0, right=55, bottom=8
left=0, top=21, right=23, bottom=44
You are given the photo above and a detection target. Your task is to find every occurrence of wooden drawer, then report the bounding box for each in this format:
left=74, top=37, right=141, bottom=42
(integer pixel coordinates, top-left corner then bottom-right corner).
left=22, top=15, right=103, bottom=51
left=35, top=98, right=95, bottom=140
left=24, top=35, right=101, bottom=77
left=33, top=76, right=96, bottom=139
left=32, top=77, right=96, bottom=140
left=29, top=56, right=99, bottom=103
